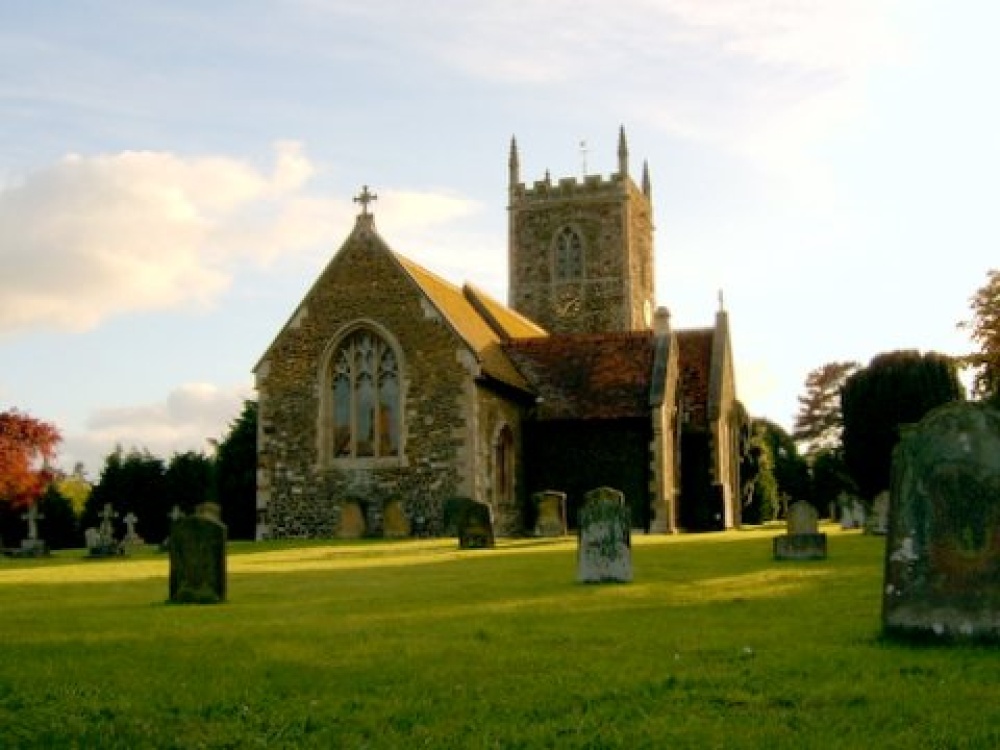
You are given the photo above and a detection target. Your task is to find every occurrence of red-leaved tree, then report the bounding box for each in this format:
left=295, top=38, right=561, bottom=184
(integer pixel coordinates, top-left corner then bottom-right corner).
left=0, top=409, right=61, bottom=510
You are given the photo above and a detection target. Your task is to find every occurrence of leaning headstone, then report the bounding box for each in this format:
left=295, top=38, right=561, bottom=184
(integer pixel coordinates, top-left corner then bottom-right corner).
left=458, top=500, right=495, bottom=549
left=577, top=486, right=632, bottom=583
left=169, top=506, right=227, bottom=604
left=773, top=501, right=827, bottom=560
left=383, top=498, right=410, bottom=538
left=337, top=501, right=366, bottom=539
left=533, top=491, right=568, bottom=537
left=883, top=401, right=1000, bottom=642
left=18, top=502, right=48, bottom=557
left=866, top=491, right=890, bottom=535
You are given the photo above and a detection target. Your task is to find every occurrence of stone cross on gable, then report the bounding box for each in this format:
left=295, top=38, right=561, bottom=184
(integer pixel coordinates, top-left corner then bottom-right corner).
left=354, top=184, right=377, bottom=215
left=21, top=503, right=44, bottom=540
left=123, top=512, right=139, bottom=538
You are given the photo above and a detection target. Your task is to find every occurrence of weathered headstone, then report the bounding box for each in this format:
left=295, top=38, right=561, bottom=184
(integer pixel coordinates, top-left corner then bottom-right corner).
left=337, top=500, right=366, bottom=539
left=168, top=508, right=227, bottom=604
left=883, top=401, right=1000, bottom=642
left=577, top=486, right=632, bottom=583
left=773, top=501, right=827, bottom=560
left=18, top=502, right=48, bottom=556
left=866, top=491, right=889, bottom=535
left=122, top=511, right=144, bottom=547
left=443, top=497, right=475, bottom=537
left=383, top=498, right=410, bottom=538
left=458, top=500, right=495, bottom=549
left=838, top=493, right=866, bottom=529
left=533, top=490, right=568, bottom=537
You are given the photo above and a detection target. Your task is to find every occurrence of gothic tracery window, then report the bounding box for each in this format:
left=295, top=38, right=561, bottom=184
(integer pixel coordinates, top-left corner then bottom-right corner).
left=554, top=226, right=583, bottom=280
left=331, top=329, right=400, bottom=459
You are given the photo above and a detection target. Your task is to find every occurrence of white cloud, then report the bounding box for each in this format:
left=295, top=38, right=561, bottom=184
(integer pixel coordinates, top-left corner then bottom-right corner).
left=62, top=382, right=254, bottom=476
left=0, top=141, right=336, bottom=336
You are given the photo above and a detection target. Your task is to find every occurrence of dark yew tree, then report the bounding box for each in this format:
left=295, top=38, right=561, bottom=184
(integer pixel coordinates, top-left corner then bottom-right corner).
left=740, top=420, right=779, bottom=524
left=841, top=350, right=964, bottom=502
left=755, top=418, right=811, bottom=513
left=84, top=447, right=167, bottom=542
left=809, top=447, right=856, bottom=520
left=792, top=361, right=860, bottom=457
left=959, top=268, right=1000, bottom=401
left=216, top=400, right=258, bottom=540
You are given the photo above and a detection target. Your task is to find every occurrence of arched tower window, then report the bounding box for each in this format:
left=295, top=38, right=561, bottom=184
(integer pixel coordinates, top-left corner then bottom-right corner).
left=554, top=226, right=583, bottom=280
left=330, top=329, right=400, bottom=459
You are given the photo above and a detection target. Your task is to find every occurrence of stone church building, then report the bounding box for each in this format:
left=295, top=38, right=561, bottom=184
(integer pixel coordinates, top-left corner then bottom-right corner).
left=253, top=129, right=745, bottom=539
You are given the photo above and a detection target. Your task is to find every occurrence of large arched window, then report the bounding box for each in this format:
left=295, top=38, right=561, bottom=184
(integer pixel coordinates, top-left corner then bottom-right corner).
left=554, top=225, right=583, bottom=280
left=330, top=329, right=400, bottom=459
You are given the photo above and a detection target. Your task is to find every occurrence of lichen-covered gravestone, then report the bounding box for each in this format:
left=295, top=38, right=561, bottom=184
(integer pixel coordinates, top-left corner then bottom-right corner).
left=773, top=501, right=827, bottom=560
left=383, top=498, right=410, bottom=538
left=458, top=500, right=495, bottom=549
left=337, top=500, right=366, bottom=539
left=577, top=486, right=632, bottom=583
left=169, top=504, right=227, bottom=604
left=533, top=490, right=568, bottom=537
left=883, top=401, right=1000, bottom=642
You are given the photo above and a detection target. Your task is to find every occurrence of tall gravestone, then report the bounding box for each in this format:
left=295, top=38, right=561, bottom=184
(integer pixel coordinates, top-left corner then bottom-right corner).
left=458, top=500, right=495, bottom=549
left=883, top=401, right=1000, bottom=642
left=383, top=498, right=410, bottom=538
left=533, top=490, right=568, bottom=537
left=169, top=503, right=227, bottom=604
left=577, top=486, right=632, bottom=583
left=18, top=502, right=47, bottom=557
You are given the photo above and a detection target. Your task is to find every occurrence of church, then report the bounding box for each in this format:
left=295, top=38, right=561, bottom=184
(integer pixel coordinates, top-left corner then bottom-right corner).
left=253, top=129, right=745, bottom=539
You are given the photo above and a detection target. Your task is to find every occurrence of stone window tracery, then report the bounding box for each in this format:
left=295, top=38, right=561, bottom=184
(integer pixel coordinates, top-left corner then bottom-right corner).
left=331, top=329, right=400, bottom=459
left=554, top=226, right=583, bottom=280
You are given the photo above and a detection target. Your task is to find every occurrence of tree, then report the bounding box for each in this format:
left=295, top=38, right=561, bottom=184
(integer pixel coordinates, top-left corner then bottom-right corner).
left=216, top=400, right=258, bottom=540
left=754, top=418, right=811, bottom=513
left=740, top=420, right=780, bottom=524
left=959, top=268, right=1000, bottom=400
left=84, top=447, right=166, bottom=541
left=809, top=447, right=856, bottom=520
left=841, top=350, right=964, bottom=502
left=792, top=361, right=860, bottom=457
left=0, top=409, right=61, bottom=511
left=54, top=463, right=92, bottom=517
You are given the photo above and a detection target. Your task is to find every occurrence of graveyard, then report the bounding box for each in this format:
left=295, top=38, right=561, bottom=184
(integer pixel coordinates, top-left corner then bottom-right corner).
left=1, top=526, right=998, bottom=748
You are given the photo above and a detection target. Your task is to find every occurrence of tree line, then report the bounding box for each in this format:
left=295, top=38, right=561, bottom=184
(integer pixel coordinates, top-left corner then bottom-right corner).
left=741, top=268, right=1000, bottom=521
left=0, top=401, right=257, bottom=549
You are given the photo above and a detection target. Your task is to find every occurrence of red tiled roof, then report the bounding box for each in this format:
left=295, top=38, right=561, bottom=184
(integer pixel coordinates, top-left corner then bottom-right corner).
left=676, top=328, right=714, bottom=429
left=504, top=332, right=657, bottom=420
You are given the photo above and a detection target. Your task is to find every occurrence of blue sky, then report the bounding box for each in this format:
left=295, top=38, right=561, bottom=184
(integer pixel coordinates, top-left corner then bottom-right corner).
left=2, top=1, right=997, bottom=476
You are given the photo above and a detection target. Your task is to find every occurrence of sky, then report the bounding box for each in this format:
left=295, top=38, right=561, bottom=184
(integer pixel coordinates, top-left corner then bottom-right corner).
left=2, top=1, right=998, bottom=477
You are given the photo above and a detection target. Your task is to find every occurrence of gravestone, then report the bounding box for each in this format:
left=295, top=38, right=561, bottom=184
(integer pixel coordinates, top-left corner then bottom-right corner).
left=533, top=491, right=568, bottom=537
left=159, top=505, right=185, bottom=552
left=443, top=497, right=475, bottom=537
left=383, top=498, right=410, bottom=538
left=18, top=502, right=48, bottom=557
left=337, top=501, right=366, bottom=539
left=866, top=491, right=889, bottom=535
left=883, top=401, right=1000, bottom=642
left=577, top=486, right=632, bottom=583
left=169, top=506, right=227, bottom=604
left=458, top=500, right=495, bottom=549
left=773, top=501, right=827, bottom=560
left=839, top=493, right=866, bottom=529
left=87, top=503, right=122, bottom=557
left=122, top=511, right=144, bottom=548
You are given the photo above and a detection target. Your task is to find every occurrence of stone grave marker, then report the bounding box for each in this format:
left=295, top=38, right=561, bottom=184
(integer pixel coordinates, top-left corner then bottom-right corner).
left=18, top=502, right=48, bottom=556
left=159, top=505, right=185, bottom=552
left=577, top=486, right=632, bottom=583
left=533, top=490, right=568, bottom=537
left=773, top=501, right=827, bottom=560
left=458, top=500, right=495, bottom=549
left=866, top=491, right=889, bottom=535
left=838, top=493, right=866, bottom=529
left=383, top=498, right=410, bottom=538
left=883, top=401, right=1000, bottom=642
left=443, top=497, right=475, bottom=537
left=337, top=500, right=366, bottom=539
left=122, top=511, right=144, bottom=548
left=87, top=503, right=122, bottom=557
left=169, top=505, right=227, bottom=604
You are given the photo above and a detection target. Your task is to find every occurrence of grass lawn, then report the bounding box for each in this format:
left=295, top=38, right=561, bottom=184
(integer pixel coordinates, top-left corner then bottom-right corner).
left=0, top=525, right=997, bottom=749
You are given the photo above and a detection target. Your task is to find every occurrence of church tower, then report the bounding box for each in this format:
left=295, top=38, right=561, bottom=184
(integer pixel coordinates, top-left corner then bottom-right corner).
left=507, top=127, right=655, bottom=334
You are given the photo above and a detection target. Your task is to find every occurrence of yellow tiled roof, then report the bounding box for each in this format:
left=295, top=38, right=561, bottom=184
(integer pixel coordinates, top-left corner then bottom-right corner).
left=394, top=254, right=538, bottom=392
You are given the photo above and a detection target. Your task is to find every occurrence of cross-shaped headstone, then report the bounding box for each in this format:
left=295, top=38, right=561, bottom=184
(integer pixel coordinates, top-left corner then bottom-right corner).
left=123, top=512, right=139, bottom=539
left=21, top=503, right=44, bottom=540
left=169, top=505, right=184, bottom=523
left=354, top=184, right=377, bottom=215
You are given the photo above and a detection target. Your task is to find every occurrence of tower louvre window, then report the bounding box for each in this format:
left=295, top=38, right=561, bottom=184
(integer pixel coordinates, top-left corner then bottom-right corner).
left=554, top=226, right=583, bottom=280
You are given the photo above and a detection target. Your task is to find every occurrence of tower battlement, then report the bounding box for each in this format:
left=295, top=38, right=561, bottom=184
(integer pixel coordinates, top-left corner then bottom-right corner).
left=510, top=171, right=631, bottom=203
